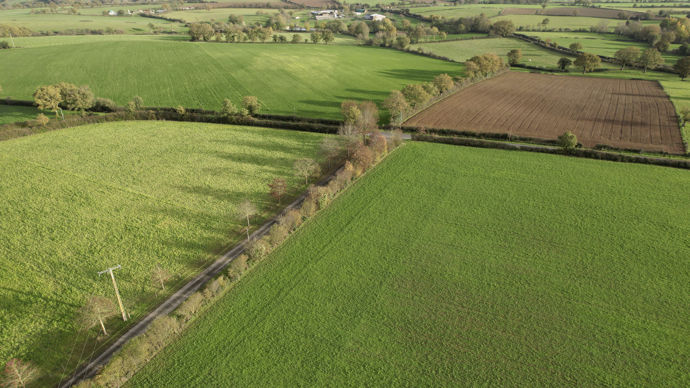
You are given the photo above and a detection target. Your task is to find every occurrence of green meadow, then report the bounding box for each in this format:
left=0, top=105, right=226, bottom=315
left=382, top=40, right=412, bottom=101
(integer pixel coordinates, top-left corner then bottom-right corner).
left=129, top=142, right=690, bottom=387
left=411, top=37, right=573, bottom=69
left=166, top=8, right=277, bottom=25
left=0, top=8, right=181, bottom=34
left=407, top=4, right=510, bottom=19
left=0, top=121, right=329, bottom=384
left=0, top=39, right=463, bottom=118
left=526, top=31, right=681, bottom=65
left=493, top=14, right=656, bottom=30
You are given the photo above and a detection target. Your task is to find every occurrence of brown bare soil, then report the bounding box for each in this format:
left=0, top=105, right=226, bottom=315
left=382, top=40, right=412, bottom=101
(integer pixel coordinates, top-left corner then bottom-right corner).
left=502, top=7, right=646, bottom=19
left=405, top=72, right=684, bottom=154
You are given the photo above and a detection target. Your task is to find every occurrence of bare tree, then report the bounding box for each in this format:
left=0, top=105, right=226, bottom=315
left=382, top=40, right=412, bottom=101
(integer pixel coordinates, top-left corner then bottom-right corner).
left=77, top=295, right=117, bottom=336
left=294, top=158, right=320, bottom=186
left=268, top=178, right=287, bottom=204
left=1, top=359, right=39, bottom=388
left=319, top=138, right=343, bottom=169
left=151, top=264, right=172, bottom=291
left=237, top=199, right=257, bottom=240
left=357, top=101, right=379, bottom=134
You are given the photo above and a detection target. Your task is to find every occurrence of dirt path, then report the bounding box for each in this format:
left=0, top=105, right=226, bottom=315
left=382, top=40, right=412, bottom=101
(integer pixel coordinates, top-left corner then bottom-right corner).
left=59, top=168, right=342, bottom=387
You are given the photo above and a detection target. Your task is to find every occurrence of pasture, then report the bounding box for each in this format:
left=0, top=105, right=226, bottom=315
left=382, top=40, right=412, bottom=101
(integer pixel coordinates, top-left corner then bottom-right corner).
left=493, top=14, right=656, bottom=31
left=407, top=4, right=509, bottom=19
left=411, top=37, right=572, bottom=69
left=0, top=8, right=181, bottom=34
left=128, top=142, right=690, bottom=387
left=0, top=104, right=41, bottom=124
left=0, top=39, right=463, bottom=118
left=166, top=8, right=279, bottom=25
left=0, top=121, right=329, bottom=384
left=405, top=72, right=684, bottom=154
left=502, top=6, right=647, bottom=19
left=526, top=31, right=681, bottom=65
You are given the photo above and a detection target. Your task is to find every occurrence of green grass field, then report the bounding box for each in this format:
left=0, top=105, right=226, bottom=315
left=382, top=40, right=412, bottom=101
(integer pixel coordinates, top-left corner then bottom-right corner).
left=493, top=14, right=656, bottom=30
left=0, top=39, right=463, bottom=119
left=128, top=142, right=690, bottom=387
left=526, top=31, right=681, bottom=65
left=0, top=121, right=329, bottom=384
left=407, top=4, right=509, bottom=19
left=0, top=8, right=182, bottom=34
left=0, top=104, right=41, bottom=124
left=411, top=37, right=573, bottom=69
left=8, top=34, right=187, bottom=48
left=166, top=8, right=276, bottom=25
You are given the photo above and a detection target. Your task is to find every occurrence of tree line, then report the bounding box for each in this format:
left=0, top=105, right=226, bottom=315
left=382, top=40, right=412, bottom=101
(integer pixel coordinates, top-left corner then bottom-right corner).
left=384, top=55, right=507, bottom=125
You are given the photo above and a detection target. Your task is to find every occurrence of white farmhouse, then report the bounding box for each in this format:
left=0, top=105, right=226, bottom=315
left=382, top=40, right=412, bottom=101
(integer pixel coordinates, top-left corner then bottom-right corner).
left=364, top=13, right=386, bottom=22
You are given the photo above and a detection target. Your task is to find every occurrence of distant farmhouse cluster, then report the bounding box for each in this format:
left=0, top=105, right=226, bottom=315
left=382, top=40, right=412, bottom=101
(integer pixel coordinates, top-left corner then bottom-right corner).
left=106, top=8, right=165, bottom=16
left=310, top=9, right=385, bottom=22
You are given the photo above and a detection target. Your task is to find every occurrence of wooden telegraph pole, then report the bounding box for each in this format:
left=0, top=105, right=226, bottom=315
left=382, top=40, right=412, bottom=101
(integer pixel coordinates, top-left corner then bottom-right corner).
left=98, top=265, right=127, bottom=322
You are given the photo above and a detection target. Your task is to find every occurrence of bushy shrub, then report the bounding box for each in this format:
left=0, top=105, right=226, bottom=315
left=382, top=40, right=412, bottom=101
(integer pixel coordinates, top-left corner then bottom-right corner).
left=246, top=237, right=270, bottom=262
left=93, top=97, right=117, bottom=112
left=558, top=131, right=578, bottom=150
left=205, top=276, right=227, bottom=298
left=334, top=168, right=353, bottom=191
left=352, top=143, right=375, bottom=172
left=300, top=197, right=318, bottom=218
left=228, top=254, right=249, bottom=280
left=176, top=292, right=204, bottom=321
left=242, top=96, right=261, bottom=115
left=268, top=223, right=289, bottom=247
left=145, top=315, right=181, bottom=350
left=369, top=131, right=388, bottom=158
left=34, top=113, right=49, bottom=127
left=279, top=209, right=302, bottom=231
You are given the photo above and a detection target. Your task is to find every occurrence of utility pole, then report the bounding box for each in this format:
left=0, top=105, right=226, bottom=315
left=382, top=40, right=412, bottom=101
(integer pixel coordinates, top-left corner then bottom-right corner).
left=98, top=265, right=127, bottom=322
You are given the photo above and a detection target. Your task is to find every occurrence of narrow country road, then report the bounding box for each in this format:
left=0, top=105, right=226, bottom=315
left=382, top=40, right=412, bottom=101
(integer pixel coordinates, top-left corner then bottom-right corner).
left=60, top=166, right=342, bottom=387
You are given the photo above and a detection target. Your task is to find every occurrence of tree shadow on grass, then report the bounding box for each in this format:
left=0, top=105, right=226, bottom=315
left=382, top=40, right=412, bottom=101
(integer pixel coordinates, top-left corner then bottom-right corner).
left=209, top=135, right=321, bottom=157
left=207, top=150, right=290, bottom=171
left=377, top=68, right=462, bottom=82
left=298, top=99, right=343, bottom=110
left=174, top=184, right=254, bottom=204
left=340, top=88, right=392, bottom=98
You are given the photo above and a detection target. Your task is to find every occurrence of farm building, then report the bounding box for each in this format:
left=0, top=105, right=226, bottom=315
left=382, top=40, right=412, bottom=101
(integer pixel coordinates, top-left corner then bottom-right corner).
left=364, top=13, right=386, bottom=21
left=311, top=10, right=340, bottom=20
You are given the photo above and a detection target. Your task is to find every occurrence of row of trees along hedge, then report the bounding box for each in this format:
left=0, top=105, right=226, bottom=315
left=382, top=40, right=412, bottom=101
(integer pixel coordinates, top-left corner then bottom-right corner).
left=77, top=106, right=404, bottom=388
left=384, top=54, right=507, bottom=125
left=1, top=92, right=342, bottom=143
left=188, top=12, right=518, bottom=49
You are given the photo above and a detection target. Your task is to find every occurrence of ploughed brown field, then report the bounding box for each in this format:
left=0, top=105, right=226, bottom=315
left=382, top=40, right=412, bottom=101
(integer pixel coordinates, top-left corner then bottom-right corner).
left=502, top=7, right=646, bottom=19
left=405, top=72, right=684, bottom=154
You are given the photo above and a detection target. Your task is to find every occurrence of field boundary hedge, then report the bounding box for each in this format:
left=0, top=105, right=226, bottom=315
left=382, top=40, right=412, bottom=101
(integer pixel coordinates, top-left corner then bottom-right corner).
left=405, top=122, right=687, bottom=157
left=413, top=134, right=690, bottom=169
left=0, top=109, right=341, bottom=142
left=512, top=33, right=678, bottom=74
left=401, top=67, right=510, bottom=123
